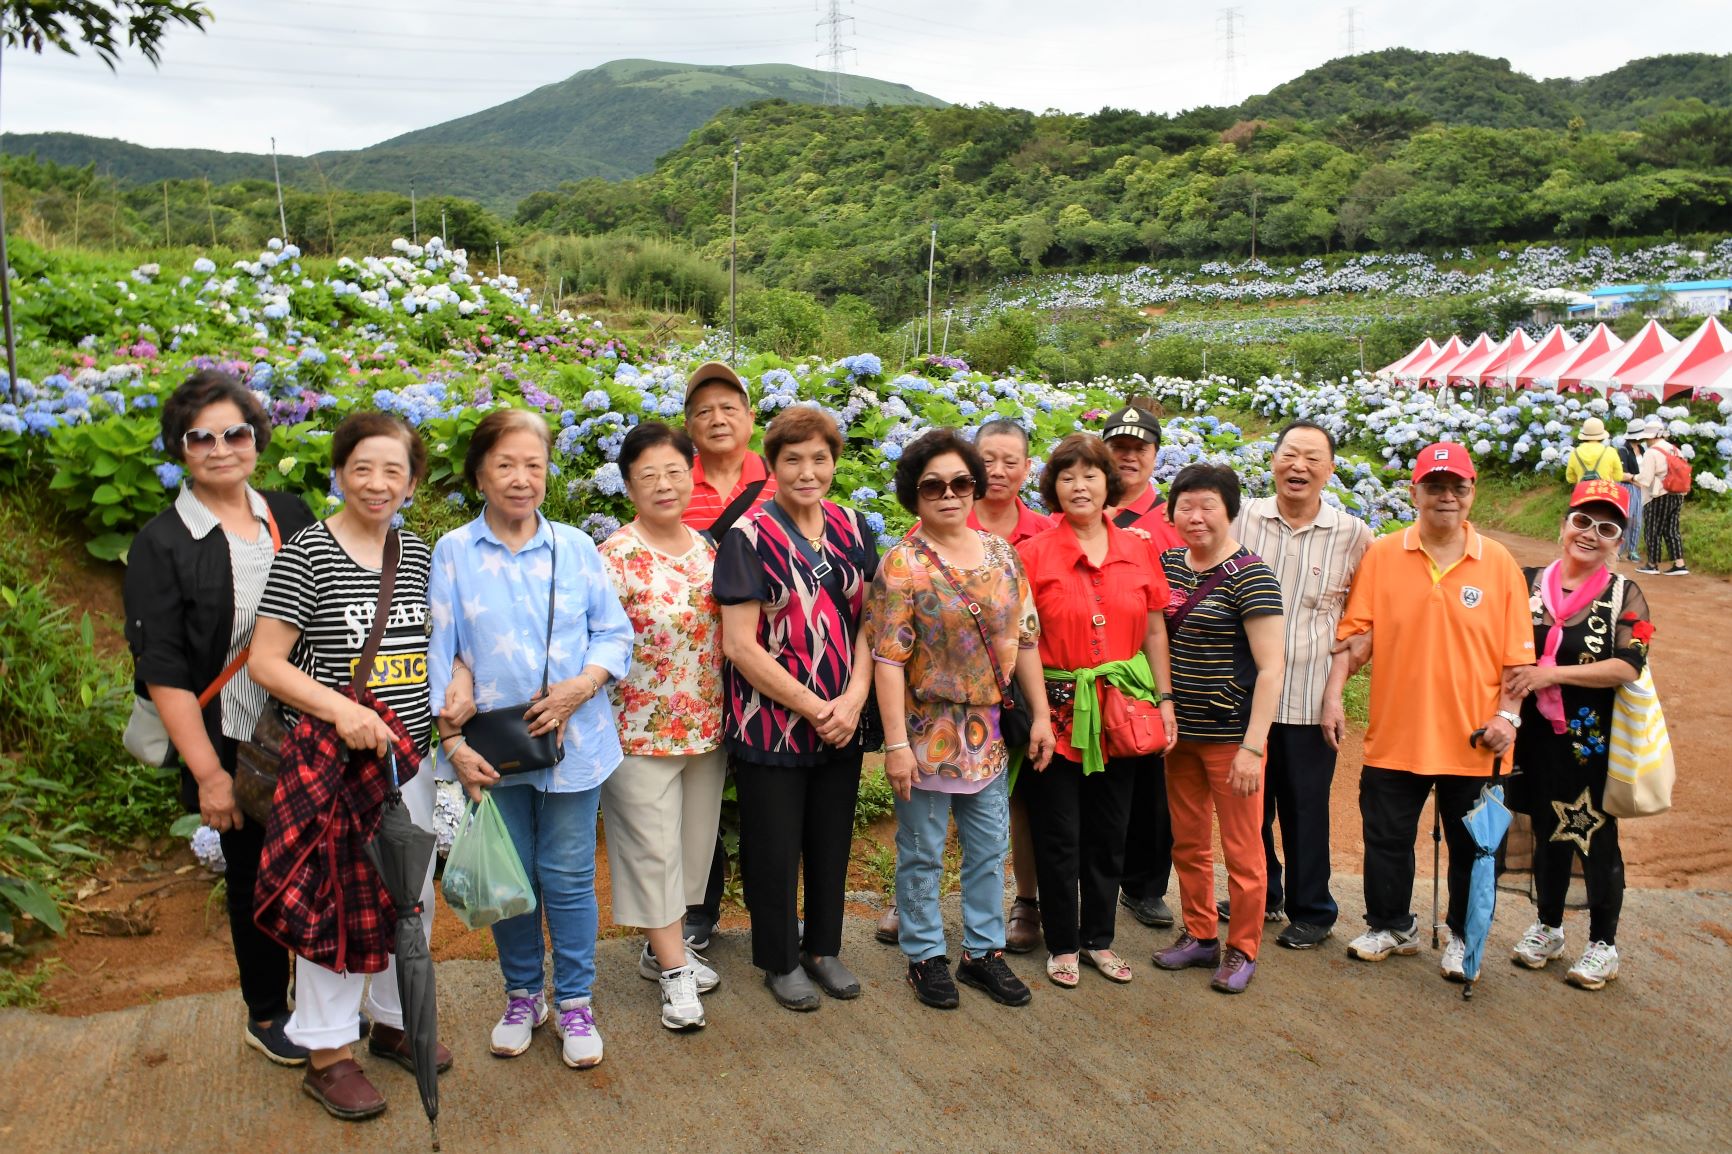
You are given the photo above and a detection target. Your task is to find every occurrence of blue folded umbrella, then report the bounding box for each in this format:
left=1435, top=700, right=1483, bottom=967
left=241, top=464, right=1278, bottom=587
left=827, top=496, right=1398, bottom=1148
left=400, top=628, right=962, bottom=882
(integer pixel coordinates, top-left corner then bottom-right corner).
left=1458, top=777, right=1514, bottom=997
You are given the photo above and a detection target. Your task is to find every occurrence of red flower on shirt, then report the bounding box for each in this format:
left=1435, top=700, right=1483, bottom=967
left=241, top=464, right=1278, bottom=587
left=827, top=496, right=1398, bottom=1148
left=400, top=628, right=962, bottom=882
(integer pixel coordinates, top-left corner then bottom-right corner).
left=1622, top=615, right=1655, bottom=644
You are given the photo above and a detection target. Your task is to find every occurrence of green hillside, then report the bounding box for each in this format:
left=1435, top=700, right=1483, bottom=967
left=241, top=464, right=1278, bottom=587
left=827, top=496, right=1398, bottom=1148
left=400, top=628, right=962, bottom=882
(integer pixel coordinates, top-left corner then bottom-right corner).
left=1547, top=53, right=1732, bottom=130
left=1240, top=49, right=1582, bottom=128
left=0, top=59, right=945, bottom=212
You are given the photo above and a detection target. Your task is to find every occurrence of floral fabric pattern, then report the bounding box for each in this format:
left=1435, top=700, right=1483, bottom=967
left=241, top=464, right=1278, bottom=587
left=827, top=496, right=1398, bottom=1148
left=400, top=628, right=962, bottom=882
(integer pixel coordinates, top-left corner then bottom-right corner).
left=868, top=532, right=1038, bottom=791
left=599, top=525, right=723, bottom=757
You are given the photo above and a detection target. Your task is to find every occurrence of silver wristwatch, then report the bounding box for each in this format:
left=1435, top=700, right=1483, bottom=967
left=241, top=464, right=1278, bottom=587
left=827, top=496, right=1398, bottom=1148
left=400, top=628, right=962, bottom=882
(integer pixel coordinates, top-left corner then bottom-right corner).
left=1496, top=709, right=1522, bottom=729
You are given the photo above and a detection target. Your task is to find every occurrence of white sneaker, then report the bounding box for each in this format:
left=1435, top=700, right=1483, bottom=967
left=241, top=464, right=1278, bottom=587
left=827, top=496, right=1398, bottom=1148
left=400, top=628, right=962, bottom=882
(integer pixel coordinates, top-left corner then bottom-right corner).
left=1440, top=934, right=1467, bottom=982
left=1566, top=941, right=1620, bottom=990
left=1511, top=922, right=1566, bottom=969
left=1347, top=918, right=1421, bottom=962
left=658, top=966, right=707, bottom=1031
left=556, top=998, right=604, bottom=1069
left=489, top=990, right=548, bottom=1057
left=638, top=942, right=720, bottom=994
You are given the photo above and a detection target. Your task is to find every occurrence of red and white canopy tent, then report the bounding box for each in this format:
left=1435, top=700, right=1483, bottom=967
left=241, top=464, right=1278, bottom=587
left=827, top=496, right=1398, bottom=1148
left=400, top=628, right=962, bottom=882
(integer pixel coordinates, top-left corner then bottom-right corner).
left=1565, top=320, right=1678, bottom=393
left=1457, top=329, right=1535, bottom=385
left=1438, top=332, right=1506, bottom=384
left=1404, top=335, right=1469, bottom=383
left=1538, top=324, right=1624, bottom=388
left=1503, top=325, right=1576, bottom=386
left=1616, top=316, right=1732, bottom=399
left=1668, top=346, right=1732, bottom=400
left=1375, top=338, right=1440, bottom=378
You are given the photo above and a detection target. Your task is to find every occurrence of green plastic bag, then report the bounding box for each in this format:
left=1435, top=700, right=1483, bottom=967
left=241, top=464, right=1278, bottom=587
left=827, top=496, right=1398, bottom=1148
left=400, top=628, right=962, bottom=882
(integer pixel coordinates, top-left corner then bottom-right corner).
left=441, top=794, right=537, bottom=931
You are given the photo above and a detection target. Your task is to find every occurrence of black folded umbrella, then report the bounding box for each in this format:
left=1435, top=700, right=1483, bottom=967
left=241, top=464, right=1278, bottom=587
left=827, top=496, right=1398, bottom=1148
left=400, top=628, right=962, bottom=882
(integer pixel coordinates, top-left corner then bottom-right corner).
left=364, top=761, right=442, bottom=1151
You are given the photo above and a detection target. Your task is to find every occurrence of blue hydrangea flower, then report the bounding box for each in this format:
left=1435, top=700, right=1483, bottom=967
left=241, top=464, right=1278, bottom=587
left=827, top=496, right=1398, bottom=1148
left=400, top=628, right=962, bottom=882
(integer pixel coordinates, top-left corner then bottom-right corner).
left=155, top=462, right=184, bottom=489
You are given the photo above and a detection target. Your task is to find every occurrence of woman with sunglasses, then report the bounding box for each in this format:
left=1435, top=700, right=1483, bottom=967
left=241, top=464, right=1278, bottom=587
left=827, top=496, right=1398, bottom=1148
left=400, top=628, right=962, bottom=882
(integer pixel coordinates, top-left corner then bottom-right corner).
left=1500, top=480, right=1653, bottom=992
left=125, top=370, right=316, bottom=1065
left=868, top=429, right=1055, bottom=1010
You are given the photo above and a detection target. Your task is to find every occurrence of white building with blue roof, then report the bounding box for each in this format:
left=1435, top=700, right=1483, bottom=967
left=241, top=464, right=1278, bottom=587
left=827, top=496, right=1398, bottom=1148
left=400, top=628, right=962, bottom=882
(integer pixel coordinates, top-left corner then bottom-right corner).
left=1590, top=279, right=1732, bottom=319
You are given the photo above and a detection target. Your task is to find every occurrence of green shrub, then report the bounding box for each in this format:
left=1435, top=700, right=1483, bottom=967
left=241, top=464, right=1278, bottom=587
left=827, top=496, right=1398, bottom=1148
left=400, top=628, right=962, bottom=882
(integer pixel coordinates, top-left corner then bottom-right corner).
left=518, top=232, right=730, bottom=321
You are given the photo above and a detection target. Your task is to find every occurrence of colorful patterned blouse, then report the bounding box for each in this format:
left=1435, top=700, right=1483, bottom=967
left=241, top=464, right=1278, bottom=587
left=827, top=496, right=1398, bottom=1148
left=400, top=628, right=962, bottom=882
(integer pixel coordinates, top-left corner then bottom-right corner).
left=599, top=524, right=724, bottom=758
left=712, top=499, right=879, bottom=766
left=868, top=532, right=1038, bottom=793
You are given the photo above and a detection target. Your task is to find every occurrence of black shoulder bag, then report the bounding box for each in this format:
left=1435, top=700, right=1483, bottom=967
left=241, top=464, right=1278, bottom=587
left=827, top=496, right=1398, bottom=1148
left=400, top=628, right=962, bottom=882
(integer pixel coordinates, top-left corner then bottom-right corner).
left=910, top=536, right=1032, bottom=748
left=462, top=531, right=562, bottom=774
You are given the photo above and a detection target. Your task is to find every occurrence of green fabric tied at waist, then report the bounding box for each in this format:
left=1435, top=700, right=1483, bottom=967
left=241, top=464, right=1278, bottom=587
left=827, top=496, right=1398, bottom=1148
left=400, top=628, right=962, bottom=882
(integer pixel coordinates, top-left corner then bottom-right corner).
left=1044, top=652, right=1161, bottom=777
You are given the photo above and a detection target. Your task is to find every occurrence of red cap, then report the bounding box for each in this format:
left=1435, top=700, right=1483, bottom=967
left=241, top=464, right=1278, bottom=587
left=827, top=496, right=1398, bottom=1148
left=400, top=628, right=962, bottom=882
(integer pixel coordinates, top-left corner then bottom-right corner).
left=1570, top=478, right=1631, bottom=518
left=1411, top=442, right=1477, bottom=483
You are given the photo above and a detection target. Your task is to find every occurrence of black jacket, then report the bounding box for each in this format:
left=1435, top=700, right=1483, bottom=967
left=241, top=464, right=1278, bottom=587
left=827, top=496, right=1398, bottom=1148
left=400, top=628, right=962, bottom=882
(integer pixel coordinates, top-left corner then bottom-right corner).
left=124, top=488, right=315, bottom=802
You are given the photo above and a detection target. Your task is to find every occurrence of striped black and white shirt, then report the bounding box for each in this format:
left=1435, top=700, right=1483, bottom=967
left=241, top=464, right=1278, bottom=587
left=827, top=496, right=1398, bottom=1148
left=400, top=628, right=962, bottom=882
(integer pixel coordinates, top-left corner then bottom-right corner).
left=1232, top=497, right=1374, bottom=726
left=257, top=522, right=435, bottom=750
left=173, top=485, right=277, bottom=740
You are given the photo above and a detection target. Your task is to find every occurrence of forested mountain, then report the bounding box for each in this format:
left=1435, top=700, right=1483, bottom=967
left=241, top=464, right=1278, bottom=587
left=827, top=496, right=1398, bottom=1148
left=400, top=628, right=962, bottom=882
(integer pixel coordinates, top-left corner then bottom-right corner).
left=1, top=59, right=945, bottom=211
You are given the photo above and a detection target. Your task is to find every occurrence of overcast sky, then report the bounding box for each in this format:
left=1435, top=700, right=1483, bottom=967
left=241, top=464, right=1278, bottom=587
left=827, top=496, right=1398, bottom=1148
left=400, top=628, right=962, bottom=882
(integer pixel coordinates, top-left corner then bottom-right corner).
left=6, top=0, right=1730, bottom=156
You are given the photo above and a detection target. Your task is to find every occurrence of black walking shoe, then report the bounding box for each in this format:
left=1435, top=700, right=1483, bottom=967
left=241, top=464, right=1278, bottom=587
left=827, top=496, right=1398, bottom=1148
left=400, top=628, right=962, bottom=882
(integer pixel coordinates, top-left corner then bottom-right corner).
left=1276, top=921, right=1334, bottom=950
left=1218, top=899, right=1284, bottom=923
left=682, top=908, right=716, bottom=951
left=957, top=950, right=1032, bottom=1007
left=907, top=956, right=960, bottom=1009
left=243, top=1013, right=309, bottom=1066
left=1119, top=890, right=1176, bottom=929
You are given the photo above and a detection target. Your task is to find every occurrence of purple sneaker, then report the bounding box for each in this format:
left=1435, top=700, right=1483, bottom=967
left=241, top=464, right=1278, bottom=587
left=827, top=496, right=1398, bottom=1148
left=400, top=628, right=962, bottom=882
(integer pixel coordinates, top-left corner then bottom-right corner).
left=1152, top=933, right=1221, bottom=971
left=1210, top=947, right=1257, bottom=994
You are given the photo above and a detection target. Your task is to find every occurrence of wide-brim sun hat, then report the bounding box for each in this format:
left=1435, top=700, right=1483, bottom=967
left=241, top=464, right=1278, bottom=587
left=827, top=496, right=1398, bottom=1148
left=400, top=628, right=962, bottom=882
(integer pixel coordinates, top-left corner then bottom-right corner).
left=1578, top=417, right=1608, bottom=442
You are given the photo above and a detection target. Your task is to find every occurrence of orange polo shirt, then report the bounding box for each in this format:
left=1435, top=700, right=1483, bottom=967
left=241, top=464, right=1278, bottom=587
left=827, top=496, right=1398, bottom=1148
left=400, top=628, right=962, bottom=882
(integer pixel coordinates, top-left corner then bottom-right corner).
left=1337, top=524, right=1534, bottom=776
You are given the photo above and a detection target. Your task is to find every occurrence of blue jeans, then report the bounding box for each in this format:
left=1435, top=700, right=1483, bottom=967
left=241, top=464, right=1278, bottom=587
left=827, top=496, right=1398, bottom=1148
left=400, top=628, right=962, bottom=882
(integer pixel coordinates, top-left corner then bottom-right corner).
left=894, top=773, right=1010, bottom=962
left=489, top=783, right=601, bottom=1005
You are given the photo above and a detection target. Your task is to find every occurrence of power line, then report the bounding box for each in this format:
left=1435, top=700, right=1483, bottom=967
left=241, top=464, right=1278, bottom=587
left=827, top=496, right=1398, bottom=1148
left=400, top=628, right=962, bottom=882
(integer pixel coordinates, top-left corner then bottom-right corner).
left=1344, top=6, right=1360, bottom=54
left=1216, top=6, right=1244, bottom=105
left=815, top=0, right=856, bottom=106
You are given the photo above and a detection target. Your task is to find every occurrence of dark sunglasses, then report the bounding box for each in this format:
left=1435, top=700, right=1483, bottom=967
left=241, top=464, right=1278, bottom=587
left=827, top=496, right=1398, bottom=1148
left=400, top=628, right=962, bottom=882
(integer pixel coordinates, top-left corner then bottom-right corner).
left=182, top=423, right=256, bottom=455
left=916, top=475, right=978, bottom=502
left=1566, top=510, right=1623, bottom=541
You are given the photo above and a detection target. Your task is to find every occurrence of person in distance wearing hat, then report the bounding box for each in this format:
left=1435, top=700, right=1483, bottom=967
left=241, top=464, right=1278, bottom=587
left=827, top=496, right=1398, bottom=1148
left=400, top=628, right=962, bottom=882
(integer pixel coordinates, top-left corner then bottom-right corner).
left=1613, top=420, right=1647, bottom=563
left=1565, top=418, right=1623, bottom=485
left=1629, top=419, right=1689, bottom=577
left=1328, top=442, right=1535, bottom=981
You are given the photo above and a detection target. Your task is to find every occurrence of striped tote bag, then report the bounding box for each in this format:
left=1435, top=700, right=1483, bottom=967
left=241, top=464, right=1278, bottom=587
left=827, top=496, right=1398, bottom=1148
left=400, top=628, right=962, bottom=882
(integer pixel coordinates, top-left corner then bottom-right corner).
left=1605, top=664, right=1675, bottom=818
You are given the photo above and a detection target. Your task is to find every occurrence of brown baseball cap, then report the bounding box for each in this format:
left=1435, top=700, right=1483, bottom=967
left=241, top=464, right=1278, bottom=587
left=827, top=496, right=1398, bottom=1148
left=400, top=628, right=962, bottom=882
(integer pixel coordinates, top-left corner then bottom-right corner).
left=684, top=361, right=748, bottom=407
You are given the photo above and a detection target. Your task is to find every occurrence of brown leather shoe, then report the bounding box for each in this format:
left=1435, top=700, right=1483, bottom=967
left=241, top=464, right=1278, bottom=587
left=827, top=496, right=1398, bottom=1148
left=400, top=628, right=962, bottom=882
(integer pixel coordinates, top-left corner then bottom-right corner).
left=875, top=903, right=900, bottom=945
left=367, top=1023, right=453, bottom=1074
left=1005, top=898, right=1041, bottom=954
left=302, top=1058, right=386, bottom=1121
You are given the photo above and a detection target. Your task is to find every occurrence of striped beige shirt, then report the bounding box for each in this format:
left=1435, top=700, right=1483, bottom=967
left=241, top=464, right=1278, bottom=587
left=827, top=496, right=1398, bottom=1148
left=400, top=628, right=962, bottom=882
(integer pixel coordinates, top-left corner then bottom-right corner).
left=1232, top=497, right=1374, bottom=726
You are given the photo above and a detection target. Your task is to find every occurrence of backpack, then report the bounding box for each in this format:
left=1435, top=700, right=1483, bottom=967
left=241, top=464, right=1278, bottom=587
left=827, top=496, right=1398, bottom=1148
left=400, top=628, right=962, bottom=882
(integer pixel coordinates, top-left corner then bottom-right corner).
left=1570, top=446, right=1604, bottom=482
left=1658, top=444, right=1692, bottom=494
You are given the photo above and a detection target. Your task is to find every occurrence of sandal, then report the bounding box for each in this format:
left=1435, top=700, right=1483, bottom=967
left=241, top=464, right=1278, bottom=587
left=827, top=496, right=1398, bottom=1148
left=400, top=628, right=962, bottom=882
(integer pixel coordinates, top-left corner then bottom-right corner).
left=1045, top=955, right=1080, bottom=989
left=1081, top=948, right=1134, bottom=984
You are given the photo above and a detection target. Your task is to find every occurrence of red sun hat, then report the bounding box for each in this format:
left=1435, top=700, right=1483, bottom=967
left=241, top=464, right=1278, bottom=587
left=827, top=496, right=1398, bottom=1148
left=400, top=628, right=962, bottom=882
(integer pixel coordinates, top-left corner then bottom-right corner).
left=1569, top=478, right=1631, bottom=519
left=1411, top=442, right=1477, bottom=484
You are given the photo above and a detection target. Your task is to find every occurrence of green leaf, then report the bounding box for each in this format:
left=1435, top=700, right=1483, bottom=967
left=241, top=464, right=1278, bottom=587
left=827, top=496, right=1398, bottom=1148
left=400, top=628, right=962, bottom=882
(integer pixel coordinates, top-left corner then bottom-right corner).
left=3, top=833, right=56, bottom=865
left=48, top=843, right=104, bottom=862
left=91, top=483, right=122, bottom=505
left=80, top=613, right=94, bottom=649
left=87, top=533, right=132, bottom=562
left=19, top=776, right=68, bottom=795
left=0, top=877, right=64, bottom=934
left=169, top=814, right=204, bottom=839
left=91, top=453, right=121, bottom=477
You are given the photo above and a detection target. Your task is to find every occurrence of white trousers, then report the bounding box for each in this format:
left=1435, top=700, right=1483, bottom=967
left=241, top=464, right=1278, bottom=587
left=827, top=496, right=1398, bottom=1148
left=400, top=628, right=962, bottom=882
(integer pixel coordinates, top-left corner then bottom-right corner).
left=284, top=758, right=436, bottom=1051
left=601, top=749, right=727, bottom=929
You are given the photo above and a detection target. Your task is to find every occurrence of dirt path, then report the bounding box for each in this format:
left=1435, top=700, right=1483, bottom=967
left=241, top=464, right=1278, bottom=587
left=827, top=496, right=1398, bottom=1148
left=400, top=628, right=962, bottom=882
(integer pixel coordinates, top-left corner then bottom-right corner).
left=4, top=881, right=1730, bottom=1154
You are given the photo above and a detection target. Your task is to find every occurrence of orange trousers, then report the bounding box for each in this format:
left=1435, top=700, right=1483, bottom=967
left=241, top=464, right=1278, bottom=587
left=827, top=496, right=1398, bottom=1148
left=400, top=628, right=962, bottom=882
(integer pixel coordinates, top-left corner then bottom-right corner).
left=1165, top=739, right=1269, bottom=960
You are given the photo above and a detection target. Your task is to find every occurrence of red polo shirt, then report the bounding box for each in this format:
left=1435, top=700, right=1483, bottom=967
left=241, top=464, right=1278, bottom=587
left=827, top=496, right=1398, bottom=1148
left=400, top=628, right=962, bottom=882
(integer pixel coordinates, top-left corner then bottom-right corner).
left=1018, top=520, right=1171, bottom=762
left=682, top=452, right=778, bottom=533
left=1109, top=484, right=1185, bottom=551
left=914, top=500, right=1054, bottom=547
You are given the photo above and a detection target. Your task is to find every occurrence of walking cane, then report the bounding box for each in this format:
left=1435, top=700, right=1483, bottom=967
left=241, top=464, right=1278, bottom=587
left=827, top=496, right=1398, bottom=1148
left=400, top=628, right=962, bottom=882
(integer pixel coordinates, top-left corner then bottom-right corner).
left=1430, top=784, right=1443, bottom=950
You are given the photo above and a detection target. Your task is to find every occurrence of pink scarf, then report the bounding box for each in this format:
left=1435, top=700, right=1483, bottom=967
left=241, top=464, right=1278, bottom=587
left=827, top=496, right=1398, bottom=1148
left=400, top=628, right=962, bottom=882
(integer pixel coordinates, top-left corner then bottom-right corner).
left=1536, top=560, right=1611, bottom=734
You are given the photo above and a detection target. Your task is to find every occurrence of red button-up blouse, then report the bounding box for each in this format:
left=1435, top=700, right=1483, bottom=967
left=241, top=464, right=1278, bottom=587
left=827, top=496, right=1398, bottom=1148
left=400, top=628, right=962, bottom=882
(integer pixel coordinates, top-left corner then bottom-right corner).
left=1017, top=519, right=1171, bottom=762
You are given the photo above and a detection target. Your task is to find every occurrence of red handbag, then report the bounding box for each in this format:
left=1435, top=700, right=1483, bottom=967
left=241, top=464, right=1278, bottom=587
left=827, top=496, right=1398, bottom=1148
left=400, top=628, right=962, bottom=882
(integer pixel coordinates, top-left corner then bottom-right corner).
left=1101, top=684, right=1165, bottom=759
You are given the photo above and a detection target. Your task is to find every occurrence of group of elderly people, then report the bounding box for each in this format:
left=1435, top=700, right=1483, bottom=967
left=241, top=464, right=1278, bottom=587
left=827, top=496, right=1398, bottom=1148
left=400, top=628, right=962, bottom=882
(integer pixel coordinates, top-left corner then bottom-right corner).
left=127, top=361, right=1656, bottom=1122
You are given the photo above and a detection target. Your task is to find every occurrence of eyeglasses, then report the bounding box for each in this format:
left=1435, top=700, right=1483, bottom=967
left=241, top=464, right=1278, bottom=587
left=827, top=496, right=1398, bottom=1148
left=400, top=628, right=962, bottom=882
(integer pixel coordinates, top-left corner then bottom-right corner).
left=632, top=466, right=691, bottom=486
left=182, top=423, right=256, bottom=456
left=916, top=476, right=978, bottom=502
left=1419, top=478, right=1473, bottom=498
left=1567, top=510, right=1624, bottom=541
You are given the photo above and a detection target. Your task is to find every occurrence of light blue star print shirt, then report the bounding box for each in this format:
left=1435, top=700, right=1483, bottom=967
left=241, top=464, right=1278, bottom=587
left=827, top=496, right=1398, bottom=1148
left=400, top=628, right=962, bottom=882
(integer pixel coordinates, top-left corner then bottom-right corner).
left=428, top=511, right=634, bottom=793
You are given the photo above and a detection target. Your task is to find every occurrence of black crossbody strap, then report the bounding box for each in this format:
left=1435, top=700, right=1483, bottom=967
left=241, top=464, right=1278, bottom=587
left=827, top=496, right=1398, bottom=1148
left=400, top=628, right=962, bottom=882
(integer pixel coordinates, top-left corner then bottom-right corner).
left=911, top=535, right=1013, bottom=702
left=1166, top=552, right=1262, bottom=636
left=703, top=456, right=770, bottom=544
left=350, top=529, right=401, bottom=694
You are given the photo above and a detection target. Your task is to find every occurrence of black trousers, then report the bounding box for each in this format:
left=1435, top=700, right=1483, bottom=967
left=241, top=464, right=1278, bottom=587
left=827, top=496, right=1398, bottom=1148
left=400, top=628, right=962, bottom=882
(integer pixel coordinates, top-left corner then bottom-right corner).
left=733, top=751, right=862, bottom=974
left=1025, top=754, right=1137, bottom=954
left=1261, top=723, right=1340, bottom=927
left=1119, top=753, right=1174, bottom=902
left=1360, top=765, right=1488, bottom=936
left=691, top=835, right=729, bottom=925
left=1644, top=492, right=1684, bottom=566
left=1532, top=795, right=1624, bottom=945
left=215, top=737, right=291, bottom=1021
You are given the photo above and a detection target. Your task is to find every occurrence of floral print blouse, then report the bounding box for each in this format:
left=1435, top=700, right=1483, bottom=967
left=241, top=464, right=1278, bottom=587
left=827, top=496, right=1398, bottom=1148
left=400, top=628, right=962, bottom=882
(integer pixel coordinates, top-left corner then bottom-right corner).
left=599, top=524, right=724, bottom=757
left=868, top=532, right=1038, bottom=792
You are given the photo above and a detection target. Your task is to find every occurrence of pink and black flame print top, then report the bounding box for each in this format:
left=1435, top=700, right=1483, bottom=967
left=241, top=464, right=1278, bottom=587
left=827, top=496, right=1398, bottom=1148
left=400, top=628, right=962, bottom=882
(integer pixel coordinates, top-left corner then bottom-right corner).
left=712, top=500, right=879, bottom=765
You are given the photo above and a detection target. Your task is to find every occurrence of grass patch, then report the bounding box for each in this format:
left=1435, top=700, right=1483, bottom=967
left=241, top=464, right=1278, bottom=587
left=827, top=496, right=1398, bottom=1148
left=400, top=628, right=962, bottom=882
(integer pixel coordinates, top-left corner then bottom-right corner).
left=0, top=959, right=60, bottom=1010
left=855, top=763, right=896, bottom=832
left=1471, top=473, right=1732, bottom=575
left=0, top=490, right=177, bottom=952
